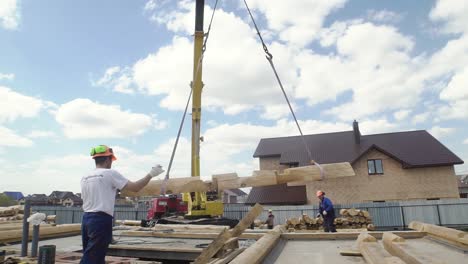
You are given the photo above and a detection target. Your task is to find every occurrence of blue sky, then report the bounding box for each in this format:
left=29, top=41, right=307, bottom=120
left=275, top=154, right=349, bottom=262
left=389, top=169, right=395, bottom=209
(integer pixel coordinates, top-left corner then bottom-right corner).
left=1, top=0, right=467, bottom=195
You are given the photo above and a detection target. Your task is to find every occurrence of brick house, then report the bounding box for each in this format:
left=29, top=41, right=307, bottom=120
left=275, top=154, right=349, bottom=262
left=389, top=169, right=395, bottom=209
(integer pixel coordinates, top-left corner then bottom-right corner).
left=247, top=121, right=463, bottom=205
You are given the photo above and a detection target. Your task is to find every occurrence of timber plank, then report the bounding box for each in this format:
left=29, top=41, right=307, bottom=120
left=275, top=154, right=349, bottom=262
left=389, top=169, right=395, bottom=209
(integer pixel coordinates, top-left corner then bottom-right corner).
left=193, top=203, right=263, bottom=264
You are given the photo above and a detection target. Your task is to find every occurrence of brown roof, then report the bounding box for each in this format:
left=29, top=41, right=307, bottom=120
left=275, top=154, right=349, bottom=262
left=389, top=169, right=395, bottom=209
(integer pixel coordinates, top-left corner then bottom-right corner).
left=253, top=130, right=463, bottom=168
left=248, top=128, right=463, bottom=205
left=245, top=184, right=307, bottom=205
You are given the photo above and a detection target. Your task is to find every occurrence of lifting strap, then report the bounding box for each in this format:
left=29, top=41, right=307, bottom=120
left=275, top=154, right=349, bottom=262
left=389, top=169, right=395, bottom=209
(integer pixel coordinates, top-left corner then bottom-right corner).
left=243, top=0, right=324, bottom=179
left=161, top=0, right=220, bottom=194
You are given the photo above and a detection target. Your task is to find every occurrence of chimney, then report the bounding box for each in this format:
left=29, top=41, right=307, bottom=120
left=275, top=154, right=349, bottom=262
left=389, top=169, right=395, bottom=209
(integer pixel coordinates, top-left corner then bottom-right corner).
left=353, top=120, right=361, bottom=144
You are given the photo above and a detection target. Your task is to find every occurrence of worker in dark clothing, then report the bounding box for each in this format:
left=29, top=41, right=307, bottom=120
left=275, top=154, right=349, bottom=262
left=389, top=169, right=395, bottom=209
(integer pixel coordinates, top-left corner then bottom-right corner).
left=317, top=190, right=337, bottom=232
left=266, top=209, right=275, bottom=229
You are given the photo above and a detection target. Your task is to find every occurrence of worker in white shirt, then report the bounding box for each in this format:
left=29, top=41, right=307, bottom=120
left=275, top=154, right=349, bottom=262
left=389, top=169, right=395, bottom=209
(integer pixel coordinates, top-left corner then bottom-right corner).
left=80, top=145, right=164, bottom=264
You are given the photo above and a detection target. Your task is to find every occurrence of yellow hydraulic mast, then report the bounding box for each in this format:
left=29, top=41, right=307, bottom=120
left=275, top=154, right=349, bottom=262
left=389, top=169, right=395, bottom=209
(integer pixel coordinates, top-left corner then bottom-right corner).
left=188, top=0, right=223, bottom=216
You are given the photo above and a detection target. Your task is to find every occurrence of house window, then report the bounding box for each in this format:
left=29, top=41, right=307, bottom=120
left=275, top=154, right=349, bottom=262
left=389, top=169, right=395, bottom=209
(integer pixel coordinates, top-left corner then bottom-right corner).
left=368, top=159, right=383, bottom=175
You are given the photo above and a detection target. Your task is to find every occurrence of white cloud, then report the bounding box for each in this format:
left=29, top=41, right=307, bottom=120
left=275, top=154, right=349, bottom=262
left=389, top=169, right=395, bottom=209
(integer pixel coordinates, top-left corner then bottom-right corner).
left=440, top=66, right=468, bottom=101
left=429, top=126, right=455, bottom=139
left=412, top=112, right=430, bottom=124
left=110, top=6, right=299, bottom=118
left=358, top=119, right=398, bottom=135
left=248, top=0, right=348, bottom=47
left=0, top=126, right=33, bottom=147
left=318, top=19, right=362, bottom=47
left=295, top=22, right=422, bottom=120
left=0, top=0, right=19, bottom=30
left=0, top=73, right=14, bottom=80
left=430, top=0, right=468, bottom=34
left=93, top=66, right=135, bottom=94
left=393, top=109, right=411, bottom=121
left=260, top=104, right=297, bottom=120
left=55, top=98, right=160, bottom=139
left=0, top=86, right=45, bottom=123
left=144, top=0, right=158, bottom=11
left=27, top=130, right=56, bottom=139
left=463, top=138, right=468, bottom=144
left=367, top=9, right=403, bottom=23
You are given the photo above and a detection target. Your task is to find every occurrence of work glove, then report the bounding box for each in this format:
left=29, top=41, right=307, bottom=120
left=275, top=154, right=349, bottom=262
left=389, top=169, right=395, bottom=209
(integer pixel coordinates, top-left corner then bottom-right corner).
left=322, top=210, right=327, bottom=216
left=149, top=164, right=165, bottom=178
left=316, top=213, right=321, bottom=218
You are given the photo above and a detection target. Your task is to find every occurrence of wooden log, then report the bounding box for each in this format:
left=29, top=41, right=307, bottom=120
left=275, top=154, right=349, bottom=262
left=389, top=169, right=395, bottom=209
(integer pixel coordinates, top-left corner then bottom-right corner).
left=281, top=231, right=426, bottom=240
left=0, top=224, right=81, bottom=243
left=408, top=221, right=425, bottom=231
left=0, top=207, right=17, bottom=217
left=362, top=211, right=370, bottom=218
left=121, top=177, right=212, bottom=197
left=208, top=248, right=245, bottom=264
left=120, top=230, right=263, bottom=240
left=340, top=209, right=348, bottom=216
left=421, top=222, right=468, bottom=246
left=216, top=173, right=277, bottom=191
left=280, top=162, right=355, bottom=185
left=0, top=223, right=51, bottom=232
left=230, top=225, right=285, bottom=264
left=193, top=204, right=263, bottom=264
left=356, top=233, right=404, bottom=264
left=382, top=232, right=443, bottom=264
left=339, top=249, right=362, bottom=256
left=348, top=208, right=359, bottom=216
left=116, top=220, right=141, bottom=226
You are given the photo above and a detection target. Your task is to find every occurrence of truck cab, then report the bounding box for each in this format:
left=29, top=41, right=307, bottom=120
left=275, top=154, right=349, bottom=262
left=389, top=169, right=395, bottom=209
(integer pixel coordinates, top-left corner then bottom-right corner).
left=146, top=194, right=188, bottom=220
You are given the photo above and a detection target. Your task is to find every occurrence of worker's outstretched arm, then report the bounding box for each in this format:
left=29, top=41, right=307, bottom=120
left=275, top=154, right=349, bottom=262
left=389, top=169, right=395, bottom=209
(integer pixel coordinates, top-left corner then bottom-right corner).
left=122, top=165, right=164, bottom=193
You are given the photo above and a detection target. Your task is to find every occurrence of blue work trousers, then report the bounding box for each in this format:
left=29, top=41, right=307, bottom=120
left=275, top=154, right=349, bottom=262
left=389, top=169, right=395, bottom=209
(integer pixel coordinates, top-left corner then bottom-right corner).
left=80, top=212, right=113, bottom=264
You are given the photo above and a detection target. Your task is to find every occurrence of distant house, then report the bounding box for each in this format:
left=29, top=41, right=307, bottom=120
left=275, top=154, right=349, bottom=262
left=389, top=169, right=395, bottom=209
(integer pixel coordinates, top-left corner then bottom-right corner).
left=3, top=191, right=24, bottom=201
left=49, top=191, right=76, bottom=205
left=63, top=196, right=83, bottom=207
left=20, top=194, right=49, bottom=205
left=247, top=121, right=463, bottom=205
left=458, top=175, right=468, bottom=198
left=223, top=189, right=248, bottom=204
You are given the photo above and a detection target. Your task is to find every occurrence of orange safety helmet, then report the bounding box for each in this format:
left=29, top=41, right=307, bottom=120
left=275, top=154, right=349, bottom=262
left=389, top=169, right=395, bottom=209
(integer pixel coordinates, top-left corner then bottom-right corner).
left=316, top=190, right=325, bottom=197
left=90, top=145, right=117, bottom=161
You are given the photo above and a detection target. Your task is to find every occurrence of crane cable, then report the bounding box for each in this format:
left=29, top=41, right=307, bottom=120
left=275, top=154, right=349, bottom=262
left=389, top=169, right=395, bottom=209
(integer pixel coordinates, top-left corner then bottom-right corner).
left=161, top=0, right=220, bottom=195
left=242, top=0, right=325, bottom=179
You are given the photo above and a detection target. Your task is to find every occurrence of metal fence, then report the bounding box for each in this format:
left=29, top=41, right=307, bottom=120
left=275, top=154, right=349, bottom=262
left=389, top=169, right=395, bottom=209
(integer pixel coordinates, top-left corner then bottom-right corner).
left=32, top=198, right=468, bottom=230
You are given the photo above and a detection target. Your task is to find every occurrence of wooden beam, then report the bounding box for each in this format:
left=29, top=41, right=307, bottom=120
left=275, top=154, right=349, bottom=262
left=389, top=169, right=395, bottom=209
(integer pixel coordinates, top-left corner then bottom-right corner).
left=382, top=232, right=443, bottom=264
left=120, top=230, right=263, bottom=240
left=208, top=248, right=245, bottom=264
left=356, top=233, right=404, bottom=264
left=193, top=203, right=263, bottom=264
left=121, top=177, right=213, bottom=197
left=0, top=224, right=81, bottom=244
left=122, top=163, right=355, bottom=197
left=281, top=231, right=426, bottom=240
left=230, top=225, right=285, bottom=264
left=280, top=162, right=355, bottom=185
left=408, top=221, right=468, bottom=246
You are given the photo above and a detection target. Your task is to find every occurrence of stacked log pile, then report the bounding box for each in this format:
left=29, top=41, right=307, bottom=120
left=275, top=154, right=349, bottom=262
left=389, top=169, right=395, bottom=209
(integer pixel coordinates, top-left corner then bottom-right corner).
left=285, top=208, right=374, bottom=231
left=286, top=214, right=322, bottom=230
left=0, top=205, right=24, bottom=222
left=336, top=209, right=374, bottom=230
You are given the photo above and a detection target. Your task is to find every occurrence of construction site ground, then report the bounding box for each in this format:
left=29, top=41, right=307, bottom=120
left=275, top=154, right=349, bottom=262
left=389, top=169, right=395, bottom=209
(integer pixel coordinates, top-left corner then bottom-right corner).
left=2, top=228, right=468, bottom=263
left=263, top=237, right=467, bottom=263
